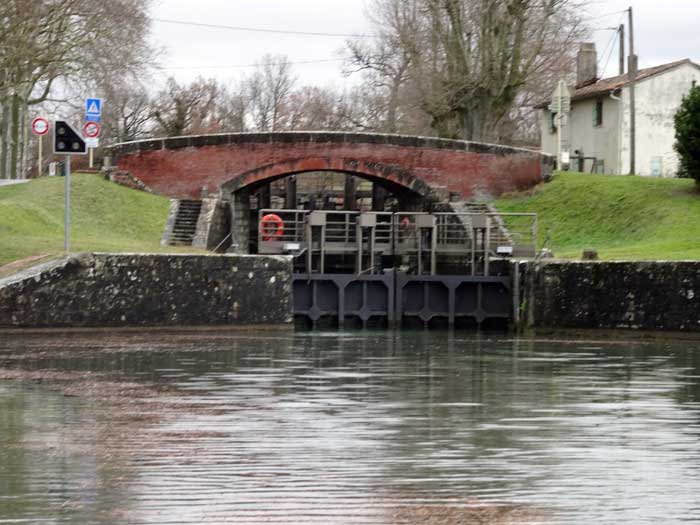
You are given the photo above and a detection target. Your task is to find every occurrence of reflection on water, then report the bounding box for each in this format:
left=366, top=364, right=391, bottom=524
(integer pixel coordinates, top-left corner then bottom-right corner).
left=1, top=330, right=700, bottom=524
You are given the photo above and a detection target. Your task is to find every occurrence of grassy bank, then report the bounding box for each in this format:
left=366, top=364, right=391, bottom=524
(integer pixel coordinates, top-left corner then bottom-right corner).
left=496, top=172, right=700, bottom=260
left=0, top=173, right=190, bottom=269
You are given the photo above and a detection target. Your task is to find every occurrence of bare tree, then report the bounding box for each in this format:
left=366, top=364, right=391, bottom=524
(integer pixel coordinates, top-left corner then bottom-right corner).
left=247, top=55, right=296, bottom=132
left=218, top=81, right=250, bottom=133
left=152, top=77, right=221, bottom=137
left=346, top=0, right=586, bottom=143
left=344, top=0, right=420, bottom=133
left=0, top=0, right=154, bottom=178
left=99, top=81, right=153, bottom=143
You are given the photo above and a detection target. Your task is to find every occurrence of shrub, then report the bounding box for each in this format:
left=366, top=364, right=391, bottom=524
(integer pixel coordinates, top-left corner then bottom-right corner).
left=674, top=85, right=700, bottom=181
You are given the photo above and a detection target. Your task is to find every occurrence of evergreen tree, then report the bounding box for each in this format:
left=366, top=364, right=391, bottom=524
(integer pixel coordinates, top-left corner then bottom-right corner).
left=674, top=85, right=700, bottom=181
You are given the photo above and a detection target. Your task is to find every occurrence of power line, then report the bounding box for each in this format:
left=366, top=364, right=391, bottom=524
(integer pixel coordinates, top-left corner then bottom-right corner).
left=580, top=9, right=627, bottom=22
left=597, top=23, right=618, bottom=70
left=600, top=14, right=626, bottom=78
left=155, top=58, right=345, bottom=71
left=152, top=18, right=375, bottom=38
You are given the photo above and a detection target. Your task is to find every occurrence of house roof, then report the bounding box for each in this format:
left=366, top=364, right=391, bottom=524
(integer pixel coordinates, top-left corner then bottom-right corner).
left=536, top=59, right=700, bottom=109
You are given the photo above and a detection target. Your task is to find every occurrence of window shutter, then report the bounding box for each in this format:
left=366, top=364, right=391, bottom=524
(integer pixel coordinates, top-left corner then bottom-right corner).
left=592, top=103, right=598, bottom=126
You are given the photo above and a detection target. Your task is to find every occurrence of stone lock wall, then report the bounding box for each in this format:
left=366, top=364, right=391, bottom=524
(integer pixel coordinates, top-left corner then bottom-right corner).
left=518, top=260, right=700, bottom=332
left=0, top=253, right=292, bottom=328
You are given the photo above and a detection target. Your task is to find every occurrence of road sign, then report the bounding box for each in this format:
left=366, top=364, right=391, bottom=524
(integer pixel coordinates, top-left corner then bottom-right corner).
left=54, top=121, right=86, bottom=155
left=550, top=79, right=571, bottom=169
left=86, top=98, right=102, bottom=116
left=85, top=137, right=99, bottom=148
left=548, top=81, right=571, bottom=114
left=83, top=121, right=100, bottom=138
left=31, top=117, right=49, bottom=136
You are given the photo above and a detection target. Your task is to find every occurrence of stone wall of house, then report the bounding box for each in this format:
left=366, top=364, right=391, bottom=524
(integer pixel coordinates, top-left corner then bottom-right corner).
left=620, top=62, right=700, bottom=177
left=0, top=253, right=292, bottom=328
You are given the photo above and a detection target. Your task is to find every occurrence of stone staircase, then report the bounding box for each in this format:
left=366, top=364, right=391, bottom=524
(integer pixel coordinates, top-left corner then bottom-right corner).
left=165, top=200, right=202, bottom=246
left=456, top=201, right=513, bottom=247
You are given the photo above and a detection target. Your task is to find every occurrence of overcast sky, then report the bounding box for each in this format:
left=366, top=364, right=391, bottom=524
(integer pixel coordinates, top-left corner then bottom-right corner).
left=149, top=0, right=700, bottom=88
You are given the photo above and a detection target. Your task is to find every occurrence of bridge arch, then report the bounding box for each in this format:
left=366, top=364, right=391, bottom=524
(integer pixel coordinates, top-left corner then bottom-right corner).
left=220, top=156, right=433, bottom=200
left=111, top=131, right=552, bottom=202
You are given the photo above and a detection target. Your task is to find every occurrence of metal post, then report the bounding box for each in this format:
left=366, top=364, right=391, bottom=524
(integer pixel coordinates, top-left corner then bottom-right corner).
left=417, top=229, right=423, bottom=275
left=618, top=24, right=625, bottom=76
left=470, top=226, right=476, bottom=277
left=306, top=220, right=313, bottom=273
left=512, top=262, right=520, bottom=333
left=430, top=224, right=437, bottom=276
left=532, top=215, right=539, bottom=251
left=628, top=6, right=637, bottom=175
left=484, top=219, right=490, bottom=276
left=556, top=81, right=563, bottom=170
left=89, top=147, right=94, bottom=169
left=370, top=226, right=376, bottom=274
left=64, top=155, right=70, bottom=252
left=320, top=224, right=325, bottom=274
left=356, top=222, right=362, bottom=275
left=38, top=135, right=42, bottom=177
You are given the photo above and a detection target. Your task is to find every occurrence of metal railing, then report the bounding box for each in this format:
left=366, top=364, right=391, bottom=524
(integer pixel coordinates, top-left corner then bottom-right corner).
left=257, top=209, right=307, bottom=254
left=256, top=209, right=538, bottom=274
left=393, top=212, right=537, bottom=255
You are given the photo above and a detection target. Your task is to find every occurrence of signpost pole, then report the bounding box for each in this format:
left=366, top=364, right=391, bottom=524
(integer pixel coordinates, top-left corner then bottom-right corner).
left=65, top=155, right=70, bottom=252
left=54, top=120, right=87, bottom=252
left=38, top=135, right=42, bottom=177
left=89, top=147, right=93, bottom=169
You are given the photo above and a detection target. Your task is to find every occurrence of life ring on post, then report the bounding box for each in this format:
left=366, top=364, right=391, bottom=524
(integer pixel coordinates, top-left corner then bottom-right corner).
left=260, top=213, right=284, bottom=241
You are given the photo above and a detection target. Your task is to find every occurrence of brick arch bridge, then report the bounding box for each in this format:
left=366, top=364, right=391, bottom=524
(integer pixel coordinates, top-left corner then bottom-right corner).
left=111, top=132, right=552, bottom=202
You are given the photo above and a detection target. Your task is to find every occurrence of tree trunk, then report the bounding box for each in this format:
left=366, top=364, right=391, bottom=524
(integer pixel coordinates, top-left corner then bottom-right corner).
left=20, top=105, right=29, bottom=179
left=0, top=101, right=8, bottom=180
left=9, top=94, right=21, bottom=179
left=386, top=79, right=401, bottom=133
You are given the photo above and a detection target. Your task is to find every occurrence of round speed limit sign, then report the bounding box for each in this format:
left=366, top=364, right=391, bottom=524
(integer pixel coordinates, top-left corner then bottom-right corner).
left=31, top=117, right=49, bottom=136
left=83, top=121, right=100, bottom=138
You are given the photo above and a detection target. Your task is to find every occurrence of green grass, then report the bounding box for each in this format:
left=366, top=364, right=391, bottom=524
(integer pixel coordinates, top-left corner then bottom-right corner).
left=0, top=173, right=194, bottom=268
left=495, top=172, right=700, bottom=260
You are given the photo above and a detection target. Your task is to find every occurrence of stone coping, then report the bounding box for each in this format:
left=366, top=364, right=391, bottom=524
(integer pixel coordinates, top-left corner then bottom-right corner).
left=110, top=131, right=549, bottom=159
left=0, top=253, right=292, bottom=287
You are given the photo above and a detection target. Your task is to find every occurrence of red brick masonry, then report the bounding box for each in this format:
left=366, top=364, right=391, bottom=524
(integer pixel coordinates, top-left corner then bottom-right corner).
left=111, top=132, right=551, bottom=200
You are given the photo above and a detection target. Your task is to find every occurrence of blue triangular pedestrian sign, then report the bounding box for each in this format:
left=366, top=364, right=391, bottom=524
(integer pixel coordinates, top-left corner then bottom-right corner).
left=86, top=98, right=102, bottom=116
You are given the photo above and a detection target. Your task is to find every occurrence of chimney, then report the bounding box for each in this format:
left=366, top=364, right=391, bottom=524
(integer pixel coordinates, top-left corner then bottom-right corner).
left=577, top=43, right=598, bottom=87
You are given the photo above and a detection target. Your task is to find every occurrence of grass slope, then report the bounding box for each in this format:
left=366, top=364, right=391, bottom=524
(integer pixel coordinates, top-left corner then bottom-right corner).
left=0, top=173, right=186, bottom=267
left=496, top=172, right=700, bottom=260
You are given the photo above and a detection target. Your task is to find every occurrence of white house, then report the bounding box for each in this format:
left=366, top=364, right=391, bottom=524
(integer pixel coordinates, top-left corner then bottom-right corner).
left=539, top=44, right=700, bottom=177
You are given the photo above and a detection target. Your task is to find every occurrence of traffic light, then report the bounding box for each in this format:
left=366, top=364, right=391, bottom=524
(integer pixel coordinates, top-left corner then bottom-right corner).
left=53, top=121, right=86, bottom=155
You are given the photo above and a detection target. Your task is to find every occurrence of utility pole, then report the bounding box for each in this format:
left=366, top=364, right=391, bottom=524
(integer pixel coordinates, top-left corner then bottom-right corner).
left=618, top=24, right=625, bottom=76
left=628, top=6, right=637, bottom=175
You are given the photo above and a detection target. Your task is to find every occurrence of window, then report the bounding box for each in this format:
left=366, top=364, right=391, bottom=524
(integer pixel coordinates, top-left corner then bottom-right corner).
left=548, top=110, right=558, bottom=134
left=593, top=99, right=603, bottom=127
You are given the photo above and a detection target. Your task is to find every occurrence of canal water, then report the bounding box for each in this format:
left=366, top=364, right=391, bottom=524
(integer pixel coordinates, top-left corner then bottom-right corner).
left=1, top=330, right=700, bottom=524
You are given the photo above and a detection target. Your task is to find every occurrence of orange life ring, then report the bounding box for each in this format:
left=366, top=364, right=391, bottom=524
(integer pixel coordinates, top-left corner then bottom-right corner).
left=261, top=213, right=284, bottom=241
